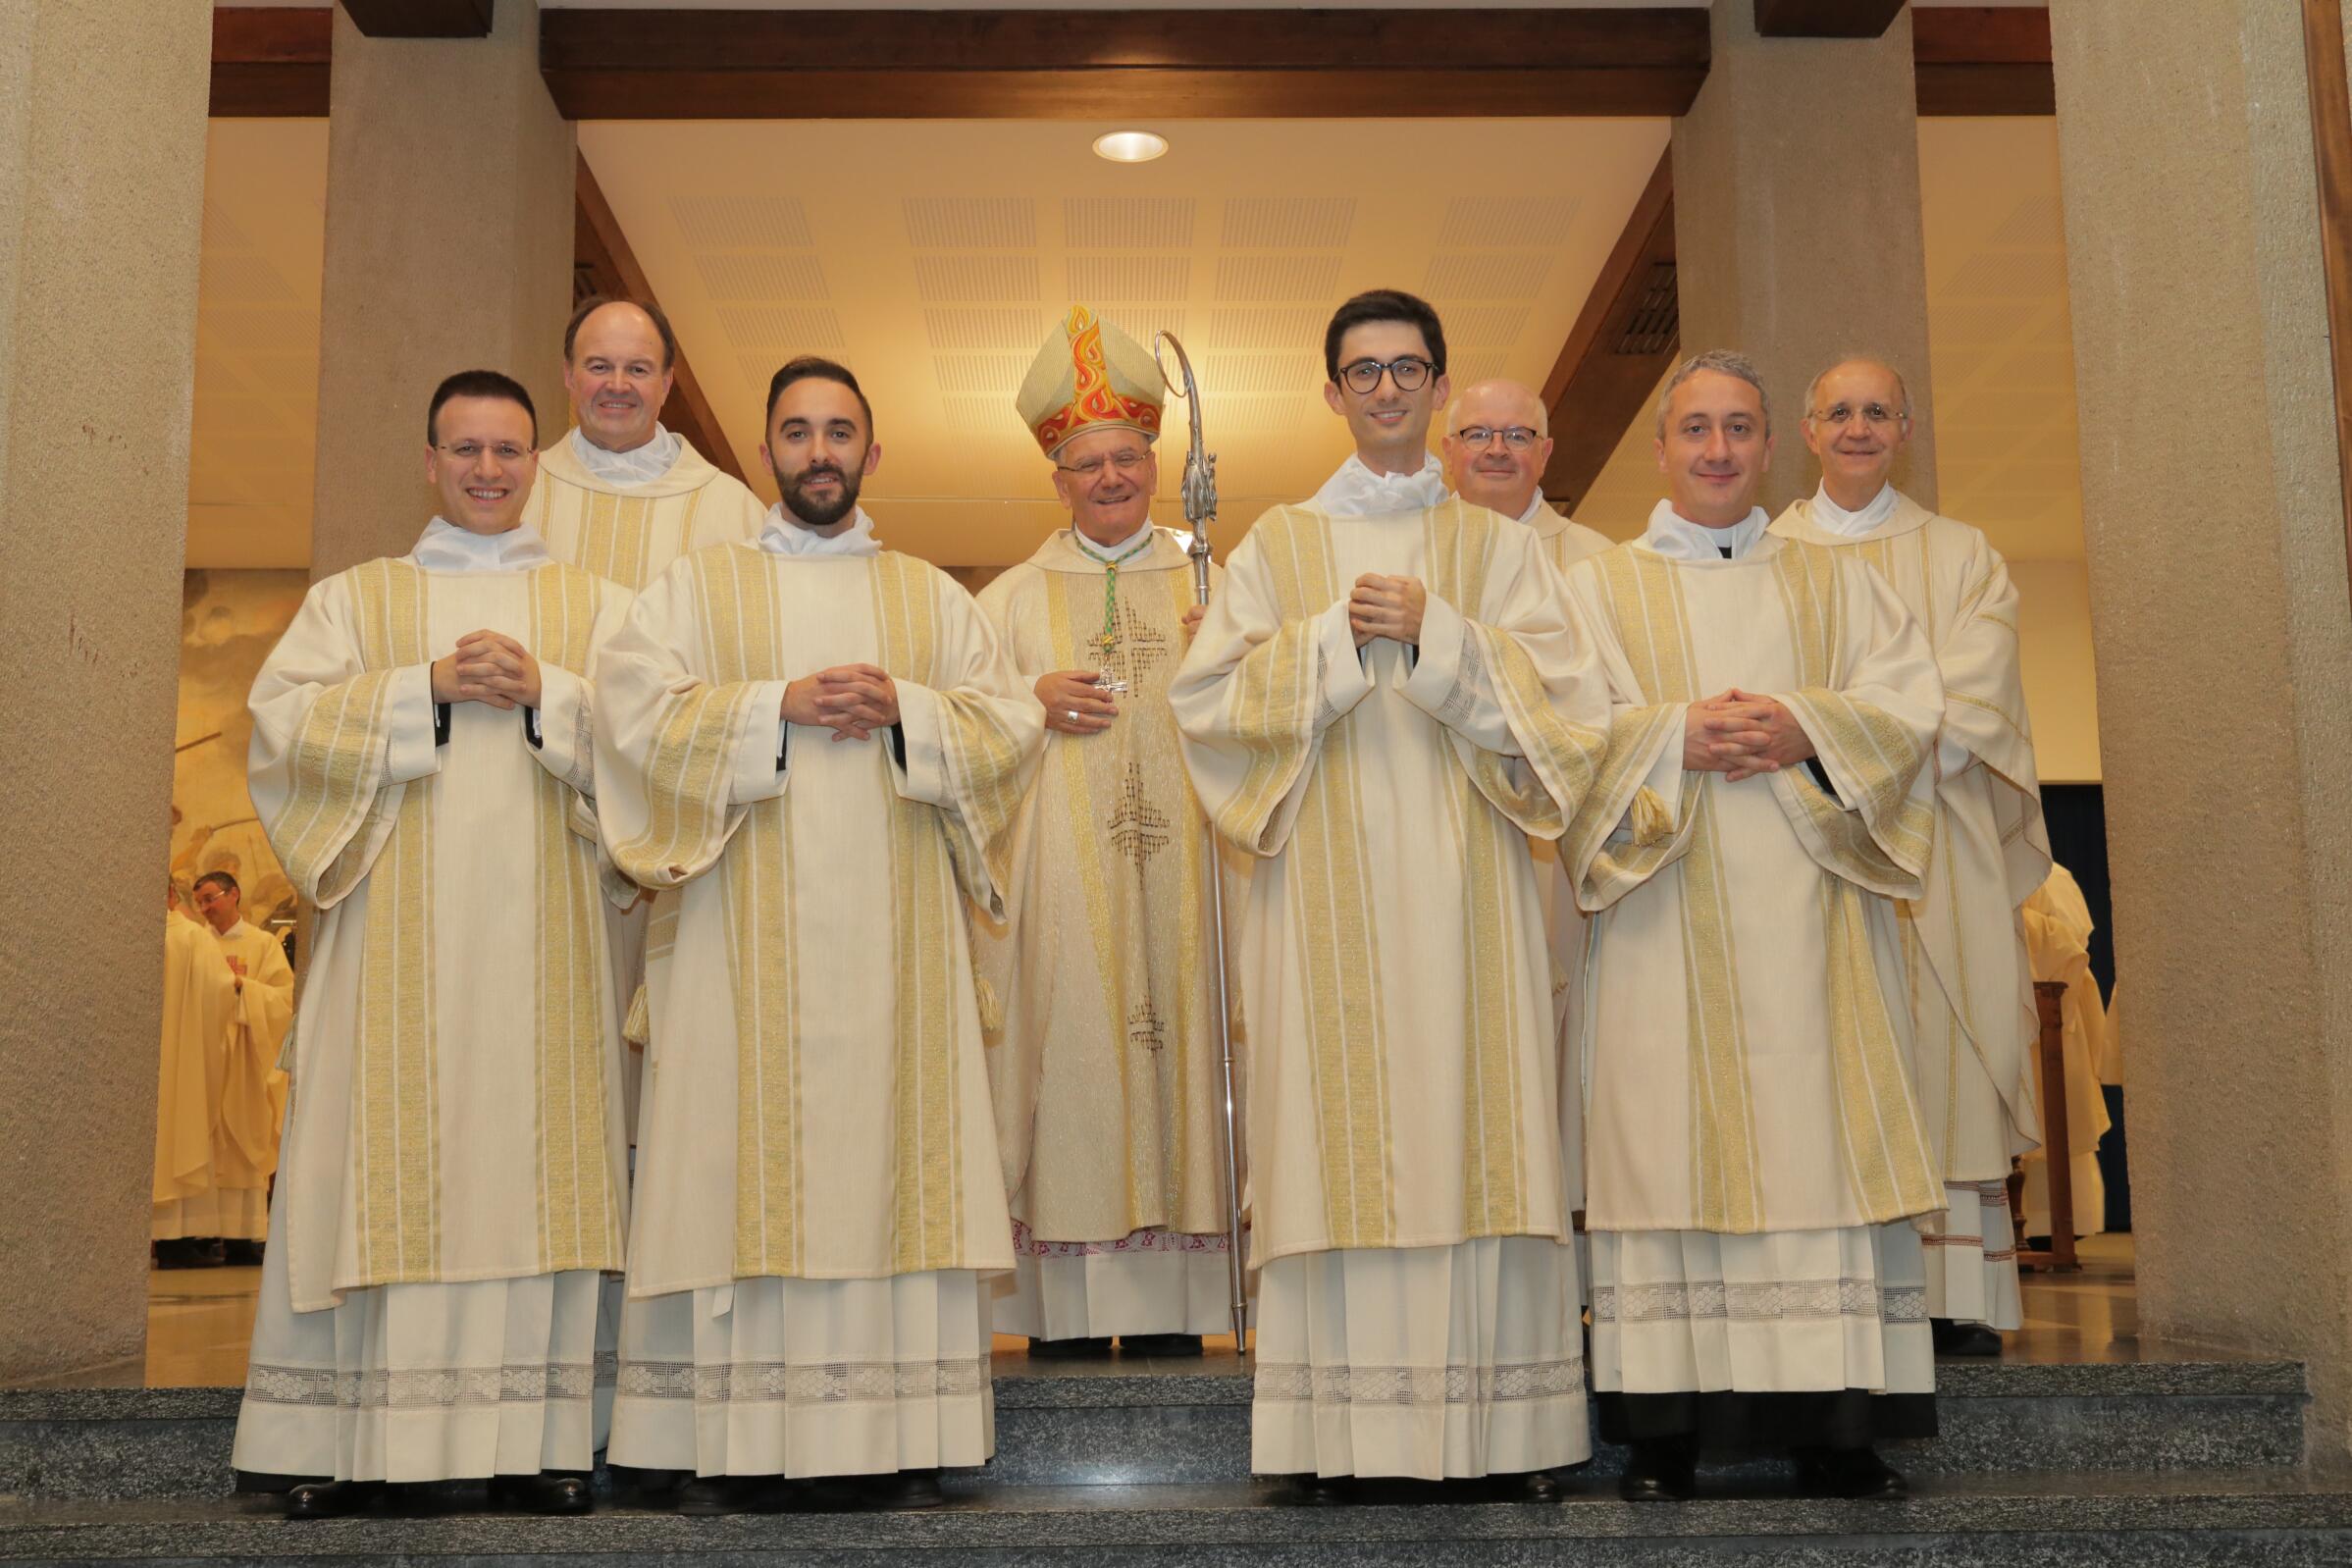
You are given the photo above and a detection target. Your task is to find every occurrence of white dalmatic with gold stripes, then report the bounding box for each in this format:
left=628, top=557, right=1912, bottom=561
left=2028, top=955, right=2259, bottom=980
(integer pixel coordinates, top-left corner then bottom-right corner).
left=973, top=526, right=1239, bottom=1341
left=523, top=429, right=767, bottom=1135
left=1771, top=488, right=2051, bottom=1331
left=1560, top=506, right=1946, bottom=1408
left=233, top=522, right=631, bottom=1485
left=1170, top=497, right=1611, bottom=1481
left=595, top=532, right=1043, bottom=1480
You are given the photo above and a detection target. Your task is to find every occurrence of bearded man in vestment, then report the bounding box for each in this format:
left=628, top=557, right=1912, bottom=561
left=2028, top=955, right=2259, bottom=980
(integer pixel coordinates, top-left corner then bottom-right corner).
left=599, top=358, right=1043, bottom=1514
left=1768, top=356, right=2052, bottom=1357
left=1170, top=292, right=1611, bottom=1499
left=974, top=306, right=1235, bottom=1359
left=1562, top=351, right=1946, bottom=1501
left=232, top=372, right=632, bottom=1519
left=191, top=869, right=294, bottom=1259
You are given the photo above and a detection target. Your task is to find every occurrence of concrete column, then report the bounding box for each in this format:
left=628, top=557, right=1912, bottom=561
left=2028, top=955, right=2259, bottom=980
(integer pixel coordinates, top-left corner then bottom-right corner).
left=1670, top=3, right=1938, bottom=513
left=310, top=0, right=573, bottom=578
left=0, top=0, right=209, bottom=1379
left=2051, top=0, right=2352, bottom=1462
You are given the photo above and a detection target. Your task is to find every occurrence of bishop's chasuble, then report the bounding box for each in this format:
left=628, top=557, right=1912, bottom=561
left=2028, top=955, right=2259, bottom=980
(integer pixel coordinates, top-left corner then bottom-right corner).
left=523, top=426, right=766, bottom=1132
left=233, top=522, right=631, bottom=1485
left=1563, top=505, right=1945, bottom=1438
left=598, top=526, right=1043, bottom=1480
left=212, top=919, right=296, bottom=1239
left=975, top=526, right=1238, bottom=1340
left=154, top=913, right=237, bottom=1241
left=1172, top=497, right=1608, bottom=1480
left=1772, top=487, right=2051, bottom=1329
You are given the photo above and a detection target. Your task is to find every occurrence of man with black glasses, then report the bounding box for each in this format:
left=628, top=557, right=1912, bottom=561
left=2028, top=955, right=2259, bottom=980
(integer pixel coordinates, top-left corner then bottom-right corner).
left=1307, top=289, right=1454, bottom=517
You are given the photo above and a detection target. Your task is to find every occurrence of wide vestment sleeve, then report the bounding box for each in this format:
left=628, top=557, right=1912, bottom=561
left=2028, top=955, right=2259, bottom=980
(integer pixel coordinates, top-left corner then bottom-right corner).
left=1167, top=514, right=1372, bottom=858
left=593, top=556, right=792, bottom=891
left=247, top=571, right=440, bottom=910
left=1939, top=529, right=2051, bottom=903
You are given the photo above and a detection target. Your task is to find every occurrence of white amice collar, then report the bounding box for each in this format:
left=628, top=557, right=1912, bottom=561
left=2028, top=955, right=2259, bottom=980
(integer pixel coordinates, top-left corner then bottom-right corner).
left=1641, top=500, right=1770, bottom=561
left=1070, top=516, right=1156, bottom=559
left=567, top=423, right=682, bottom=488
left=409, top=518, right=553, bottom=574
left=758, top=503, right=882, bottom=557
left=1808, top=481, right=1899, bottom=538
left=1515, top=493, right=1547, bottom=525
left=1309, top=451, right=1450, bottom=517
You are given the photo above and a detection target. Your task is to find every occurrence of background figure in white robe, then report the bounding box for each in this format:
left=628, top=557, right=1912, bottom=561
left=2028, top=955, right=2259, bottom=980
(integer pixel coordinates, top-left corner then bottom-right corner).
left=598, top=360, right=1043, bottom=1515
left=192, top=870, right=294, bottom=1258
left=2021, top=865, right=2112, bottom=1238
left=232, top=374, right=630, bottom=1520
left=1440, top=378, right=1613, bottom=1299
left=521, top=298, right=766, bottom=1138
left=976, top=307, right=1237, bottom=1357
left=155, top=886, right=238, bottom=1265
left=1173, top=289, right=1609, bottom=1499
left=1769, top=357, right=2051, bottom=1358
left=1567, top=353, right=1947, bottom=1503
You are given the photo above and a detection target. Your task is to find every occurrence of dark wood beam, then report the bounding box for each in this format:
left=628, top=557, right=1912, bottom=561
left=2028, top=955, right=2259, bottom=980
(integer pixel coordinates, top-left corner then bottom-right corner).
left=209, top=6, right=331, bottom=117
left=1540, top=148, right=1678, bottom=513
left=340, top=0, right=493, bottom=39
left=572, top=155, right=748, bottom=488
left=539, top=8, right=1710, bottom=119
left=2299, top=0, right=2352, bottom=609
left=1913, top=5, right=2055, bottom=115
left=1753, top=0, right=1905, bottom=38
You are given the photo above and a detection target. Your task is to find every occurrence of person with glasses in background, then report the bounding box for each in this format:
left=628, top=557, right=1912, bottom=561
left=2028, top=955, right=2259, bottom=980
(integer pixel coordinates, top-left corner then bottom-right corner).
left=1307, top=288, right=1455, bottom=517
left=1768, top=356, right=2051, bottom=1362
left=231, top=371, right=633, bottom=1519
left=970, top=305, right=1242, bottom=1364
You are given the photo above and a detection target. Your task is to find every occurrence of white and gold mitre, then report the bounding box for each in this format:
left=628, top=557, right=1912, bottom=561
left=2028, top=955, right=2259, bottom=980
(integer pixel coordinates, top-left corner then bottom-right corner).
left=1016, top=304, right=1165, bottom=457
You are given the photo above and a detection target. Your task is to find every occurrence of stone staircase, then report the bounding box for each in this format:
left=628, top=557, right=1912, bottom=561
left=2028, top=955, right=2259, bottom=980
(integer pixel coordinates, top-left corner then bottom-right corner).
left=0, top=1348, right=2342, bottom=1564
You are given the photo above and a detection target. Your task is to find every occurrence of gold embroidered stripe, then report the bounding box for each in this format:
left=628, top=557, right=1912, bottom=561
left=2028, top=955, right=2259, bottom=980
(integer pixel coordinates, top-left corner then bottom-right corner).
left=1567, top=705, right=1683, bottom=904
left=1449, top=762, right=1526, bottom=1235
left=280, top=670, right=396, bottom=901
left=1217, top=512, right=1322, bottom=851
left=1782, top=687, right=1933, bottom=871
left=1820, top=878, right=1942, bottom=1221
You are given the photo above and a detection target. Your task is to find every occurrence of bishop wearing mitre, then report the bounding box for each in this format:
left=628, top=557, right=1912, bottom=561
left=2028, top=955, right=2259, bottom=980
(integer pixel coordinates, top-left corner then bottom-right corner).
left=599, top=357, right=1043, bottom=1513
left=231, top=372, right=631, bottom=1519
left=974, top=306, right=1237, bottom=1358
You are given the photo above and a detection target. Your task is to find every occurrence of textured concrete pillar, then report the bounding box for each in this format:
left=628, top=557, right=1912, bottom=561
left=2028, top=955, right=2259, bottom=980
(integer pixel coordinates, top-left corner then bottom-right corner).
left=2052, top=0, right=2352, bottom=1462
left=310, top=0, right=573, bottom=577
left=1671, top=3, right=1938, bottom=513
left=0, top=0, right=208, bottom=1379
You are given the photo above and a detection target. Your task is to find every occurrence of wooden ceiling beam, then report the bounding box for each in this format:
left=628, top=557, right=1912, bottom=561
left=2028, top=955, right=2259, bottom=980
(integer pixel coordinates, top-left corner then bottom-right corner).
left=209, top=7, right=331, bottom=118
left=539, top=7, right=1711, bottom=119
left=340, top=0, right=494, bottom=39
left=572, top=154, right=750, bottom=488
left=1913, top=5, right=2056, bottom=116
left=1539, top=147, right=1678, bottom=513
left=1753, top=0, right=1906, bottom=38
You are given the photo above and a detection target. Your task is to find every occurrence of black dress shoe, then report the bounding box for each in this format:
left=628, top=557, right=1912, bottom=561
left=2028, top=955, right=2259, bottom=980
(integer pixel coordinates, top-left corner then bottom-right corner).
left=859, top=1469, right=946, bottom=1508
left=224, top=1239, right=266, bottom=1267
left=1792, top=1445, right=1908, bottom=1499
left=1025, top=1335, right=1114, bottom=1360
left=488, top=1472, right=592, bottom=1515
left=285, top=1480, right=388, bottom=1519
left=1617, top=1437, right=1697, bottom=1501
left=1277, top=1473, right=1354, bottom=1505
left=1117, top=1333, right=1204, bottom=1357
left=1931, top=1318, right=2005, bottom=1357
left=675, top=1476, right=752, bottom=1517
left=606, top=1464, right=687, bottom=1501
left=1485, top=1470, right=1561, bottom=1503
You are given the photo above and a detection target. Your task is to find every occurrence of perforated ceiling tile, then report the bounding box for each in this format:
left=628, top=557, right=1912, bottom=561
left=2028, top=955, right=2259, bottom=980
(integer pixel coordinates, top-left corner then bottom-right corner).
left=1066, top=254, right=1190, bottom=301
left=695, top=252, right=831, bottom=303
left=1214, top=254, right=1344, bottom=303
left=1205, top=307, right=1326, bottom=353
left=1444, top=304, right=1532, bottom=348
left=1096, top=305, right=1186, bottom=344
left=925, top=307, right=1049, bottom=352
left=670, top=193, right=813, bottom=250
left=904, top=196, right=1038, bottom=249
left=1447, top=349, right=1509, bottom=386
left=718, top=303, right=847, bottom=351
left=200, top=205, right=251, bottom=253
left=942, top=393, right=1017, bottom=433
left=1437, top=196, right=1580, bottom=250
left=1220, top=196, right=1355, bottom=249
left=932, top=354, right=1029, bottom=396
left=1065, top=196, right=1196, bottom=249
left=915, top=254, right=1042, bottom=303
left=1200, top=354, right=1324, bottom=397
left=1421, top=251, right=1552, bottom=300
left=197, top=251, right=296, bottom=307
left=1992, top=192, right=2065, bottom=249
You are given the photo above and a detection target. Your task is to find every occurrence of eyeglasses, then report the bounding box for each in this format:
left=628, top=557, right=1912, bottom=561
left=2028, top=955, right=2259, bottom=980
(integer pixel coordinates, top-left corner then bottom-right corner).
left=1807, top=401, right=1907, bottom=430
left=1453, top=425, right=1541, bottom=452
left=1056, top=448, right=1151, bottom=480
left=1338, top=356, right=1436, bottom=394
left=436, top=442, right=532, bottom=463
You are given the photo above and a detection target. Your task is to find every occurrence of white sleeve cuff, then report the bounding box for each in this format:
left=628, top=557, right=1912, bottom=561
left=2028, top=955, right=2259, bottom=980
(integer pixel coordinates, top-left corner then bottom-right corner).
left=729, top=680, right=792, bottom=804
left=1398, top=591, right=1468, bottom=719
left=893, top=679, right=950, bottom=806
left=384, top=663, right=442, bottom=785
left=1317, top=600, right=1374, bottom=720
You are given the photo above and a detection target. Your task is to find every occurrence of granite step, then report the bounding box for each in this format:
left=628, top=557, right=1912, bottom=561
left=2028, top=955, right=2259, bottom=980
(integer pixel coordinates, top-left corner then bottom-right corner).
left=0, top=1352, right=2307, bottom=1502
left=0, top=1469, right=2348, bottom=1566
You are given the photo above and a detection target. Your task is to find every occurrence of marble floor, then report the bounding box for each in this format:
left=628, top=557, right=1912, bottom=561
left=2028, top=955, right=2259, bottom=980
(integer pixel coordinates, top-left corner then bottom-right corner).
left=115, top=1233, right=2143, bottom=1390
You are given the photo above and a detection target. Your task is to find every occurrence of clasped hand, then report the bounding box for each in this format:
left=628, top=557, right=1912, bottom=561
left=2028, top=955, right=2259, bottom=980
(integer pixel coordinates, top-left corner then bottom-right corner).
left=431, top=630, right=541, bottom=710
left=783, top=663, right=899, bottom=743
left=1348, top=574, right=1426, bottom=649
left=1037, top=670, right=1117, bottom=736
left=1682, top=687, right=1814, bottom=783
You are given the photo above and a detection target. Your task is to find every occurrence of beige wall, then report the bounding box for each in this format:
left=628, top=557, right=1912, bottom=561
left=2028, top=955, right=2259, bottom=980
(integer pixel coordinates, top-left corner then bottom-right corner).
left=2011, top=560, right=2102, bottom=784
left=0, top=0, right=210, bottom=1379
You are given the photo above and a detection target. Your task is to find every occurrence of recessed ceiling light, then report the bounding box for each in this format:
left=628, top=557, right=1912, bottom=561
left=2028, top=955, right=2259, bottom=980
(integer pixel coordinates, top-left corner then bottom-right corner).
left=1093, top=131, right=1169, bottom=164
